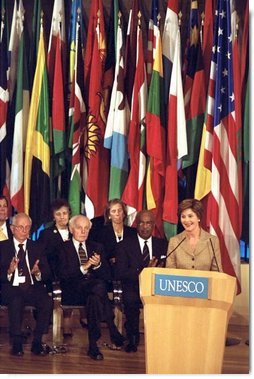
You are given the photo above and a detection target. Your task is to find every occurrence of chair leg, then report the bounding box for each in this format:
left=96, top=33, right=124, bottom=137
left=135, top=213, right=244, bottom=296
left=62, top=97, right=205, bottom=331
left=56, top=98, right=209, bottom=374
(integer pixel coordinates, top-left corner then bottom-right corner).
left=62, top=309, right=73, bottom=337
left=114, top=305, right=123, bottom=334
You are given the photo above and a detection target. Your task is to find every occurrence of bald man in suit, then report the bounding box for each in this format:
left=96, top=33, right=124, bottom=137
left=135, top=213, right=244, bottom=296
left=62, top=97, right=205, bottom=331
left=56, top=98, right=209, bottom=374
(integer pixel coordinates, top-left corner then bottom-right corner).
left=115, top=210, right=168, bottom=352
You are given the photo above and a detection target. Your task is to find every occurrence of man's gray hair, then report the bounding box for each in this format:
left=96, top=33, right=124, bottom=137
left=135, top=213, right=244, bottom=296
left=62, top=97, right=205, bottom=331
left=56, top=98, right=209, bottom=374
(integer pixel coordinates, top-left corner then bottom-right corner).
left=12, top=212, right=32, bottom=226
left=69, top=214, right=92, bottom=229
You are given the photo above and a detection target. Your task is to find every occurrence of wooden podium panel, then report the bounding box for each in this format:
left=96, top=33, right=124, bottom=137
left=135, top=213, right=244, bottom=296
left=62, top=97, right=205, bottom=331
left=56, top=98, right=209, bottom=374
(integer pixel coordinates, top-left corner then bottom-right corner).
left=140, top=268, right=236, bottom=374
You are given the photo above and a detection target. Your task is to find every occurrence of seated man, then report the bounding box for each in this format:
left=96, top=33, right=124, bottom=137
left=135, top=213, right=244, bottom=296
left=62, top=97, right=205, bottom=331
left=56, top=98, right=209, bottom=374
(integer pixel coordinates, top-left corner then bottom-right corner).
left=115, top=210, right=168, bottom=352
left=0, top=213, right=53, bottom=356
left=58, top=214, right=125, bottom=360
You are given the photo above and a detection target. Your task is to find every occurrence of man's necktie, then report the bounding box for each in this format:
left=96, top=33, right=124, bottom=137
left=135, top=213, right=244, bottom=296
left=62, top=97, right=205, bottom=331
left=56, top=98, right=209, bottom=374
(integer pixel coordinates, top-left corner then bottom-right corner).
left=78, top=243, right=88, bottom=264
left=143, top=240, right=150, bottom=267
left=0, top=227, right=7, bottom=241
left=17, top=244, right=31, bottom=286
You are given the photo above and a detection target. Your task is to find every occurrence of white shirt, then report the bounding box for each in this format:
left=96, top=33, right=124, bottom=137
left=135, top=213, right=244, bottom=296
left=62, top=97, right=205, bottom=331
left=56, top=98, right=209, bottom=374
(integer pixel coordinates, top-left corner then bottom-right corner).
left=138, top=235, right=152, bottom=260
left=11, top=238, right=36, bottom=285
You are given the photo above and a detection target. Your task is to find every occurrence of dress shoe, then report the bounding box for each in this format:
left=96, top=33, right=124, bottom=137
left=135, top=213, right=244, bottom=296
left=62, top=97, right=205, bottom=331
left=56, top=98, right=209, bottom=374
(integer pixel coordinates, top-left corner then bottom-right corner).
left=11, top=340, right=24, bottom=356
left=31, top=341, right=50, bottom=356
left=11, top=346, right=24, bottom=356
left=87, top=347, right=104, bottom=360
left=125, top=343, right=137, bottom=353
left=225, top=337, right=241, bottom=346
left=125, top=335, right=138, bottom=352
left=111, top=333, right=125, bottom=348
left=63, top=328, right=73, bottom=338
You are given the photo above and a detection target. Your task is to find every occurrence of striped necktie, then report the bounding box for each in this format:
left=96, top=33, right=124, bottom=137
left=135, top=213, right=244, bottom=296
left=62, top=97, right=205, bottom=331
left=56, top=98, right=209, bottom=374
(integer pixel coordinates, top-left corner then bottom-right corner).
left=17, top=244, right=31, bottom=286
left=143, top=240, right=150, bottom=266
left=78, top=243, right=88, bottom=264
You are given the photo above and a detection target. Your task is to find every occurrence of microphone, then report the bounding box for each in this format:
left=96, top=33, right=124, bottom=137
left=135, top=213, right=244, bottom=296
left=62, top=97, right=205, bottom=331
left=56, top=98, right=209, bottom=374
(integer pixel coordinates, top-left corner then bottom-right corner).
left=162, top=237, right=187, bottom=260
left=209, top=238, right=220, bottom=272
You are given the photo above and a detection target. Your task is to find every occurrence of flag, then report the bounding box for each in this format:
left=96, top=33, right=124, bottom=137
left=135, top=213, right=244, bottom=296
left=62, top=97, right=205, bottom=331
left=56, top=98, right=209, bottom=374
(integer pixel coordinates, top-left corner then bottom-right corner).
left=147, top=0, right=159, bottom=86
left=201, top=0, right=214, bottom=94
left=104, top=13, right=130, bottom=200
left=0, top=9, right=10, bottom=200
left=24, top=20, right=50, bottom=231
left=84, top=0, right=109, bottom=219
left=68, top=11, right=86, bottom=216
left=122, top=17, right=147, bottom=225
left=196, top=0, right=242, bottom=292
left=7, top=0, right=18, bottom=102
left=162, top=0, right=178, bottom=104
left=47, top=0, right=66, bottom=88
left=48, top=0, right=66, bottom=198
left=10, top=0, right=29, bottom=212
left=182, top=0, right=205, bottom=197
left=232, top=8, right=243, bottom=238
left=124, top=0, right=139, bottom=106
left=29, top=0, right=41, bottom=87
left=240, top=1, right=249, bottom=105
left=146, top=20, right=166, bottom=237
left=103, top=0, right=119, bottom=113
left=241, top=74, right=249, bottom=244
left=162, top=0, right=187, bottom=238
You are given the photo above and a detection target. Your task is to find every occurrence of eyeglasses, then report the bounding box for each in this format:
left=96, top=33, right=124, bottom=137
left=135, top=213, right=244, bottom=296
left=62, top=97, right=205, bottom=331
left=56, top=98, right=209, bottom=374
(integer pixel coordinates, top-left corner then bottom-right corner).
left=12, top=225, right=31, bottom=232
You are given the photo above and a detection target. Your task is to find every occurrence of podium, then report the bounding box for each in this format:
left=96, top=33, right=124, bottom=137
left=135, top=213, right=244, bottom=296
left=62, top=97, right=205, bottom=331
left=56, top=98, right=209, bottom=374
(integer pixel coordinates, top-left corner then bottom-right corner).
left=139, top=267, right=236, bottom=374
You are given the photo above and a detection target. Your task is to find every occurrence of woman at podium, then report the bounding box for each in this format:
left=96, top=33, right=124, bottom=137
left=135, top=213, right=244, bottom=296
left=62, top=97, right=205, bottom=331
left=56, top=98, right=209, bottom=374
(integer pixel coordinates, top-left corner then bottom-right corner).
left=166, top=199, right=223, bottom=272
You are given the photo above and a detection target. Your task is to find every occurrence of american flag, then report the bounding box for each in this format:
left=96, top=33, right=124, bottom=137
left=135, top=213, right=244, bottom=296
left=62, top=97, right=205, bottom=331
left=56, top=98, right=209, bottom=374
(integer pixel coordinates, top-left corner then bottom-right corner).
left=204, top=0, right=241, bottom=292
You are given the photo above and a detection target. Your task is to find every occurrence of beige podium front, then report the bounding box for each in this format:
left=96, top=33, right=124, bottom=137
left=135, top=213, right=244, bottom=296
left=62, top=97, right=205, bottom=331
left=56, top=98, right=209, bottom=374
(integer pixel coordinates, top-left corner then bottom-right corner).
left=139, top=267, right=236, bottom=374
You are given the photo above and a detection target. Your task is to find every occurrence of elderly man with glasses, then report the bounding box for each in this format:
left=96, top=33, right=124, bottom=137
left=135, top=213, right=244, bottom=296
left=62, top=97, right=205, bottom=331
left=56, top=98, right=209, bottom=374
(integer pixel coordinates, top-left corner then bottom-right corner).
left=0, top=212, right=53, bottom=356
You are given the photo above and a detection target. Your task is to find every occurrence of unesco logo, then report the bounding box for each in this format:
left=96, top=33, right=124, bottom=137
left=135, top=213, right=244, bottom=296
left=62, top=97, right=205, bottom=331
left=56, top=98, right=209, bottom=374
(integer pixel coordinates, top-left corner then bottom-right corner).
left=154, top=274, right=209, bottom=299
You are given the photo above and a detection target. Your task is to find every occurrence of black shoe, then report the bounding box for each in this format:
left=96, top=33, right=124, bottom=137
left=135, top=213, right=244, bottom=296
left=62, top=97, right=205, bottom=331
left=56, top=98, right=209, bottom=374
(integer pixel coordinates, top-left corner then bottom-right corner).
left=31, top=341, right=51, bottom=356
left=11, top=344, right=24, bottom=356
left=225, top=337, right=241, bottom=346
left=63, top=329, right=73, bottom=338
left=125, top=342, right=137, bottom=353
left=11, top=338, right=24, bottom=356
left=87, top=347, right=104, bottom=360
left=111, top=333, right=125, bottom=347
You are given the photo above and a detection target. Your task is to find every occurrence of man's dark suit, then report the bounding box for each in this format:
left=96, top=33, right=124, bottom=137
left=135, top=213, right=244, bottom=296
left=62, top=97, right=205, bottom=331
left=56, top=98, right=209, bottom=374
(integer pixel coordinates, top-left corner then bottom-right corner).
left=89, top=223, right=136, bottom=281
left=0, top=238, right=53, bottom=343
left=39, top=224, right=72, bottom=289
left=58, top=239, right=123, bottom=349
left=115, top=234, right=168, bottom=343
left=0, top=222, right=13, bottom=304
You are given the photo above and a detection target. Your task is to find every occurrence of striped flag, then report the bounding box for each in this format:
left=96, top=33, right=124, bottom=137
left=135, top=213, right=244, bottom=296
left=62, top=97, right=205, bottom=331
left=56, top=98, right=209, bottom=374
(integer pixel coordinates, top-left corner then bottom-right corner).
left=124, top=0, right=139, bottom=107
left=104, top=13, right=130, bottom=200
left=147, top=0, right=158, bottom=86
left=146, top=18, right=166, bottom=237
left=103, top=0, right=119, bottom=112
left=48, top=0, right=66, bottom=198
left=182, top=0, right=205, bottom=197
left=201, top=0, right=214, bottom=94
left=84, top=0, right=109, bottom=219
left=0, top=9, right=10, bottom=200
left=122, top=16, right=147, bottom=225
left=24, top=20, right=50, bottom=231
left=10, top=0, right=29, bottom=212
left=196, top=0, right=242, bottom=292
left=68, top=10, right=86, bottom=216
left=162, top=0, right=187, bottom=238
left=7, top=0, right=18, bottom=102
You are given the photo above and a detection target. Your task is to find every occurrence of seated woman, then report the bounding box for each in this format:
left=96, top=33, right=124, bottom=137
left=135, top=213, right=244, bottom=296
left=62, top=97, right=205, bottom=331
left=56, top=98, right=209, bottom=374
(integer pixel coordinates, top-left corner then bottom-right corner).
left=166, top=198, right=223, bottom=272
